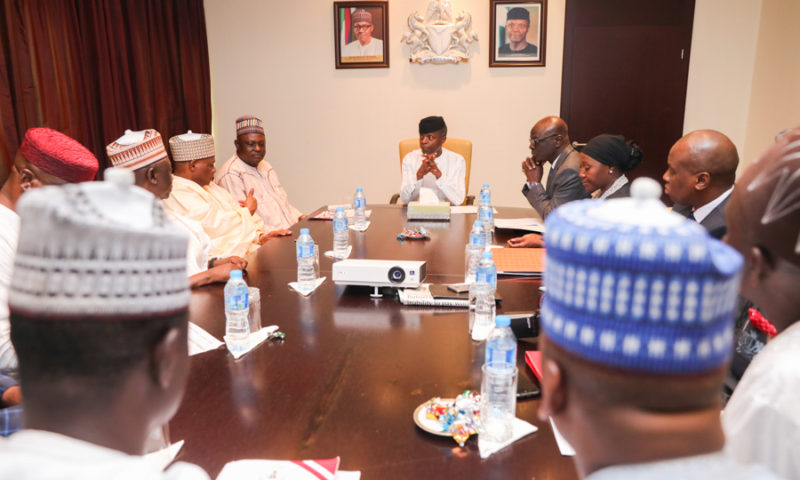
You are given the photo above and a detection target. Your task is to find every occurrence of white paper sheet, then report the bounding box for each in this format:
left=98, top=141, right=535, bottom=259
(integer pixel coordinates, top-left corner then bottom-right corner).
left=217, top=459, right=360, bottom=480
left=478, top=418, right=538, bottom=459
left=225, top=325, right=279, bottom=360
left=188, top=322, right=223, bottom=356
left=549, top=417, right=576, bottom=456
left=289, top=276, right=326, bottom=296
left=494, top=218, right=546, bottom=233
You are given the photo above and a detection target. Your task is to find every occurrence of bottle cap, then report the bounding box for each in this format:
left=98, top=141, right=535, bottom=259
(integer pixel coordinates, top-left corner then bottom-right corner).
left=300, top=228, right=310, bottom=235
left=356, top=187, right=363, bottom=192
left=481, top=251, right=493, bottom=259
left=336, top=206, right=344, bottom=212
left=473, top=220, right=483, bottom=228
left=483, top=183, right=489, bottom=188
left=495, top=315, right=511, bottom=327
left=229, top=270, right=243, bottom=279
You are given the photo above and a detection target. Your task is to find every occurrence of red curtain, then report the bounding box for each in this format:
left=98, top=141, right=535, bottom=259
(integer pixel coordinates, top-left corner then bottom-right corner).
left=0, top=0, right=212, bottom=182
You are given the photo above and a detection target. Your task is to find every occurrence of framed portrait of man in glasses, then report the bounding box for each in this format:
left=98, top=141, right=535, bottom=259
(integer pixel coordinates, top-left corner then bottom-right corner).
left=490, top=0, right=547, bottom=67
left=334, top=2, right=389, bottom=69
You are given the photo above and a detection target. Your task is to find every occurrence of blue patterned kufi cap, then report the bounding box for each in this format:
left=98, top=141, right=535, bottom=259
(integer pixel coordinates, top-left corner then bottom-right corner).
left=541, top=178, right=743, bottom=374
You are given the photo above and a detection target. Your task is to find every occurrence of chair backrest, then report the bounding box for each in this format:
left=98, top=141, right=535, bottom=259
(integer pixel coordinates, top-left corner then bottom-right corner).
left=398, top=138, right=473, bottom=204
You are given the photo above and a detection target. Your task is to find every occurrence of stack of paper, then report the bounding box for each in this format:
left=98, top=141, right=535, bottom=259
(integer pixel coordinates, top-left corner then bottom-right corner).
left=494, top=218, right=545, bottom=233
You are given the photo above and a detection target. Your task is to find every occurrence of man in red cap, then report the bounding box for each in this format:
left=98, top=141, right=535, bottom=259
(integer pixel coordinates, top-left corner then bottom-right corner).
left=0, top=127, right=98, bottom=372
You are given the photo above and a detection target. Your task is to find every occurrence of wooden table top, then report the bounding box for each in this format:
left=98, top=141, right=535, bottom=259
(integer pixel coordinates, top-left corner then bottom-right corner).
left=171, top=205, right=578, bottom=479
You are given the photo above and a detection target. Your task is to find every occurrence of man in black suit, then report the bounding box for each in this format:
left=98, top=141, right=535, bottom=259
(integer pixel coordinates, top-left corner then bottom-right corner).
left=663, top=129, right=738, bottom=239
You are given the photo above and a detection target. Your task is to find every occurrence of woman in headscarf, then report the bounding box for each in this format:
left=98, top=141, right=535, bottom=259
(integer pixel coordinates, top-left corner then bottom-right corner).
left=578, top=134, right=643, bottom=199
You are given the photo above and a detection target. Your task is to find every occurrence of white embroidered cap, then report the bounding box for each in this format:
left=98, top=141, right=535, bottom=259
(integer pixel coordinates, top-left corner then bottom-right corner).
left=9, top=167, right=190, bottom=318
left=106, top=129, right=169, bottom=170
left=169, top=131, right=215, bottom=163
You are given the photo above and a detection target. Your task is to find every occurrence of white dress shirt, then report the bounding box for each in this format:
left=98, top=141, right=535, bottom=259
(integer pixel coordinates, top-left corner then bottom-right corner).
left=586, top=451, right=781, bottom=480
left=724, top=321, right=800, bottom=479
left=400, top=148, right=466, bottom=205
left=693, top=186, right=733, bottom=223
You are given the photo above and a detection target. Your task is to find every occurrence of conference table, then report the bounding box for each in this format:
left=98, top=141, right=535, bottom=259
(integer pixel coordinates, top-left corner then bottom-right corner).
left=171, top=204, right=579, bottom=479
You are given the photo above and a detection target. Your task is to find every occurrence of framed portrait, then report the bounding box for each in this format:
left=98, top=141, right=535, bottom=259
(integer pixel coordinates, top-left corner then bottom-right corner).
left=489, top=0, right=547, bottom=67
left=334, top=1, right=389, bottom=69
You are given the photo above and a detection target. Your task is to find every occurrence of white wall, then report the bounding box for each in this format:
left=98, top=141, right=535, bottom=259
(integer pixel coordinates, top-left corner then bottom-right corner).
left=204, top=0, right=566, bottom=212
left=205, top=0, right=780, bottom=212
left=742, top=0, right=800, bottom=167
left=682, top=0, right=762, bottom=170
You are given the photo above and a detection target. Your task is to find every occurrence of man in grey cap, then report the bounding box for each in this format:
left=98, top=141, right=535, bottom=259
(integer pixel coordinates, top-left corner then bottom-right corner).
left=499, top=7, right=538, bottom=56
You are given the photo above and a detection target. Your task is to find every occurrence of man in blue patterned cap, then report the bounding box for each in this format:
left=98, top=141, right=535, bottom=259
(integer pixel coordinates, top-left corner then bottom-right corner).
left=536, top=178, right=779, bottom=479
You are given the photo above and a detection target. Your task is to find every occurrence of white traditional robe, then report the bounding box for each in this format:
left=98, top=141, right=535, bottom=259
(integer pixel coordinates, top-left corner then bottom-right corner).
left=164, top=209, right=211, bottom=276
left=724, top=321, right=800, bottom=479
left=162, top=176, right=264, bottom=259
left=0, top=203, right=19, bottom=370
left=215, top=155, right=302, bottom=231
left=341, top=37, right=383, bottom=57
left=0, top=430, right=210, bottom=479
left=586, top=451, right=781, bottom=480
left=400, top=148, right=466, bottom=205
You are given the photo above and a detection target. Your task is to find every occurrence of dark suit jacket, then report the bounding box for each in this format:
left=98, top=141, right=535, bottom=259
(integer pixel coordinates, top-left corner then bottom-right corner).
left=672, top=194, right=730, bottom=239
left=522, top=148, right=590, bottom=219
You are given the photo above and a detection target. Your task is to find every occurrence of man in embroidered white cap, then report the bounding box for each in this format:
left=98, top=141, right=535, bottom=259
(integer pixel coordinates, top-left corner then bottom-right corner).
left=537, top=179, right=778, bottom=479
left=106, top=129, right=247, bottom=287
left=0, top=170, right=209, bottom=479
left=722, top=126, right=800, bottom=479
left=164, top=131, right=270, bottom=259
left=341, top=8, right=383, bottom=59
left=0, top=127, right=99, bottom=372
left=216, top=116, right=303, bottom=232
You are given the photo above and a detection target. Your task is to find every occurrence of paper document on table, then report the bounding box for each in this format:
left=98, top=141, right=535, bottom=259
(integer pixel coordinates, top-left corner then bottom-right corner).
left=492, top=248, right=546, bottom=275
left=217, top=457, right=361, bottom=480
left=188, top=322, right=223, bottom=356
left=449, top=206, right=499, bottom=214
left=310, top=207, right=372, bottom=221
left=494, top=218, right=546, bottom=233
left=550, top=418, right=576, bottom=456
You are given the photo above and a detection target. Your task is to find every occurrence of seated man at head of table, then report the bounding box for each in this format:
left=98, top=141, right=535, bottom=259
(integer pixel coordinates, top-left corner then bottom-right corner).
left=163, top=131, right=270, bottom=259
left=537, top=180, right=779, bottom=479
left=106, top=129, right=247, bottom=288
left=399, top=115, right=466, bottom=206
left=0, top=127, right=98, bottom=373
left=722, top=126, right=800, bottom=479
left=215, top=115, right=300, bottom=235
left=508, top=116, right=589, bottom=248
left=663, top=129, right=738, bottom=239
left=1, top=172, right=209, bottom=479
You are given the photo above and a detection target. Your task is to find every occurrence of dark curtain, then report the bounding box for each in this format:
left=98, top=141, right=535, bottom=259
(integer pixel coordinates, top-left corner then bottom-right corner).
left=0, top=0, right=212, bottom=183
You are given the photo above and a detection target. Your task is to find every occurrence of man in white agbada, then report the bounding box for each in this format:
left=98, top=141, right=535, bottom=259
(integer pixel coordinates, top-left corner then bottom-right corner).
left=0, top=127, right=98, bottom=372
left=341, top=9, right=384, bottom=58
left=106, top=129, right=247, bottom=287
left=400, top=115, right=465, bottom=205
left=163, top=131, right=269, bottom=259
left=1, top=173, right=209, bottom=479
left=215, top=116, right=302, bottom=232
left=722, top=126, right=800, bottom=480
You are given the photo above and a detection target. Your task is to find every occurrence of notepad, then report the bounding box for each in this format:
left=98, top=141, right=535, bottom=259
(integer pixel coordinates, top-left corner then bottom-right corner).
left=492, top=248, right=546, bottom=275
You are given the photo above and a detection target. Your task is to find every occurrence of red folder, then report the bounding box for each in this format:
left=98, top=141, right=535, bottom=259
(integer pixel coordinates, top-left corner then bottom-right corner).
left=525, top=351, right=543, bottom=380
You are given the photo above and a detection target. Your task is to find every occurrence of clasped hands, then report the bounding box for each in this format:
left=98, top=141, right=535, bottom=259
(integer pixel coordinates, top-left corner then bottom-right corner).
left=416, top=154, right=442, bottom=180
left=521, top=156, right=544, bottom=184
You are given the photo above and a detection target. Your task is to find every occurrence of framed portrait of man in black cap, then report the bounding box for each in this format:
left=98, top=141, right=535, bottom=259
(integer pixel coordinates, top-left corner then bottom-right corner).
left=490, top=0, right=547, bottom=67
left=334, top=1, right=389, bottom=69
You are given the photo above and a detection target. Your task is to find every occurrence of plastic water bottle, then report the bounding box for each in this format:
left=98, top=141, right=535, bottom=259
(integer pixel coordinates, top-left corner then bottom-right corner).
left=333, top=206, right=349, bottom=258
left=296, top=228, right=317, bottom=292
left=470, top=251, right=498, bottom=309
left=485, top=315, right=517, bottom=365
left=480, top=359, right=517, bottom=443
left=224, top=270, right=250, bottom=355
left=478, top=184, right=494, bottom=245
left=464, top=220, right=486, bottom=283
left=353, top=187, right=367, bottom=228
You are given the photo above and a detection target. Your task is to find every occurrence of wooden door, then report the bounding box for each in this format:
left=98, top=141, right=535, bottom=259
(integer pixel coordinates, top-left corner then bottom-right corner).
left=560, top=0, right=695, bottom=185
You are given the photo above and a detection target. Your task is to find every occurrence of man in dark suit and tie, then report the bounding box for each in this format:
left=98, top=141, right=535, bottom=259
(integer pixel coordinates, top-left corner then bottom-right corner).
left=663, top=129, right=738, bottom=239
left=521, top=116, right=590, bottom=219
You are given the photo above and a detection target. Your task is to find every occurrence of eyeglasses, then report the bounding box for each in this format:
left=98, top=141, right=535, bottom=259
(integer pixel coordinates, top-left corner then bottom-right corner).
left=529, top=134, right=559, bottom=147
left=353, top=24, right=372, bottom=31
